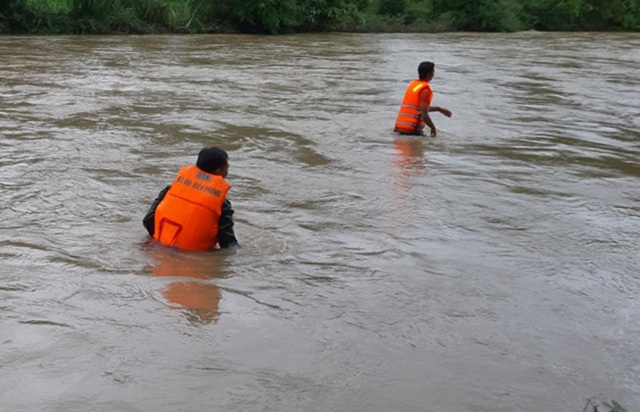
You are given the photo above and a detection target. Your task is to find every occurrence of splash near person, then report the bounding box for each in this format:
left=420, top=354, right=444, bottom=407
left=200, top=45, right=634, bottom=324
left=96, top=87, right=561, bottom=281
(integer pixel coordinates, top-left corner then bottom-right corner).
left=143, top=147, right=239, bottom=251
left=394, top=61, right=452, bottom=137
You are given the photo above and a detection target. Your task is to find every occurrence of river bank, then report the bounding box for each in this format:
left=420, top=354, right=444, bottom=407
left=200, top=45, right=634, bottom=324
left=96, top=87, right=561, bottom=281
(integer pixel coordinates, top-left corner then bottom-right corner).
left=1, top=0, right=639, bottom=35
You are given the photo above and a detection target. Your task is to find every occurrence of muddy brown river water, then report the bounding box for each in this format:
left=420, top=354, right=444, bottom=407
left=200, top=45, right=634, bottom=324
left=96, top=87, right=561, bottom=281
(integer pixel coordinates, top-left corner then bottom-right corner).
left=1, top=32, right=639, bottom=411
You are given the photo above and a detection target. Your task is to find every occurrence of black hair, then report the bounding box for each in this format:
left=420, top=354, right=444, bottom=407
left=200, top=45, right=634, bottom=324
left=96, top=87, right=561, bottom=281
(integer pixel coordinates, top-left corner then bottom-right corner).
left=418, top=61, right=435, bottom=80
left=196, top=147, right=228, bottom=174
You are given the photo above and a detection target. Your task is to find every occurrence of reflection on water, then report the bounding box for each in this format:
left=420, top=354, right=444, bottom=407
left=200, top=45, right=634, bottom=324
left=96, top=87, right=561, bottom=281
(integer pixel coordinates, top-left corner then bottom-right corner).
left=160, top=282, right=220, bottom=324
left=392, top=136, right=426, bottom=172
left=146, top=243, right=226, bottom=325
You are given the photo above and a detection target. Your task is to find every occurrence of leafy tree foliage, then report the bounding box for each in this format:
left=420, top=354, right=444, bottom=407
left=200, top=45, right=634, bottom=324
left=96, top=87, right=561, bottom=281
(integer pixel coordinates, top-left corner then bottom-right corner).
left=431, top=0, right=523, bottom=31
left=521, top=0, right=593, bottom=30
left=0, top=0, right=32, bottom=33
left=0, top=0, right=638, bottom=34
left=199, top=0, right=372, bottom=34
left=585, top=0, right=640, bottom=30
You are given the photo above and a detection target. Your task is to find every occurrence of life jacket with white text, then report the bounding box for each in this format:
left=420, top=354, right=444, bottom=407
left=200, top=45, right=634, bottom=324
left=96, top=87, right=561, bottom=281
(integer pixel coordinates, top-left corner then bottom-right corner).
left=153, top=165, right=231, bottom=251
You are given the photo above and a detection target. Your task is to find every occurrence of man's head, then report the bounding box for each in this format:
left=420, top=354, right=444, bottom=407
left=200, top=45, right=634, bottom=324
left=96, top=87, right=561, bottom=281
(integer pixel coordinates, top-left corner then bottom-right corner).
left=418, top=61, right=435, bottom=81
left=196, top=147, right=229, bottom=177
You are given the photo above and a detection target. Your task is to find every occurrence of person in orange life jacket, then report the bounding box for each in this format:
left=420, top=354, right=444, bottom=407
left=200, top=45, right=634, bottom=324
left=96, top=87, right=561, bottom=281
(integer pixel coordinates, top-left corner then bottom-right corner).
left=143, top=147, right=239, bottom=250
left=394, top=61, right=452, bottom=137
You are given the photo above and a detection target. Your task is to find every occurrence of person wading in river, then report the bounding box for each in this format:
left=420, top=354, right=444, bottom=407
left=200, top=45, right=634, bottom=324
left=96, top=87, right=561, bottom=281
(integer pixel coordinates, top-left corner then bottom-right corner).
left=394, top=61, right=452, bottom=137
left=143, top=147, right=239, bottom=251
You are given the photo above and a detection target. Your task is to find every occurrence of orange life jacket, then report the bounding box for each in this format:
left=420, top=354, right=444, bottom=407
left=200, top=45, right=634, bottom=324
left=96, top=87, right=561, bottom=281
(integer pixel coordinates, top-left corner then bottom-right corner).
left=153, top=165, right=231, bottom=251
left=394, top=80, right=433, bottom=134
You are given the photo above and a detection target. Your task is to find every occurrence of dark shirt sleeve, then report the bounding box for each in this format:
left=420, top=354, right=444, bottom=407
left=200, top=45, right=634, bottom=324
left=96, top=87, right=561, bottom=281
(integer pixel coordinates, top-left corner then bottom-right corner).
left=218, top=199, right=239, bottom=249
left=142, top=185, right=170, bottom=237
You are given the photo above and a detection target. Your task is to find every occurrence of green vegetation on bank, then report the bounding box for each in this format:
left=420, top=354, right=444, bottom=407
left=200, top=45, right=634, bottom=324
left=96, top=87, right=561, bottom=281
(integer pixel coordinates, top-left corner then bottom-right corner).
left=0, top=0, right=638, bottom=34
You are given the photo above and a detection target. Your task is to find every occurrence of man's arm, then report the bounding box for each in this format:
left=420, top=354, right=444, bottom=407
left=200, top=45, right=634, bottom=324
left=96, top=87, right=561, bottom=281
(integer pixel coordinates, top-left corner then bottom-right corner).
left=429, top=106, right=453, bottom=117
left=421, top=106, right=437, bottom=137
left=419, top=88, right=437, bottom=137
left=143, top=185, right=170, bottom=236
left=420, top=88, right=452, bottom=137
left=218, top=199, right=239, bottom=249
